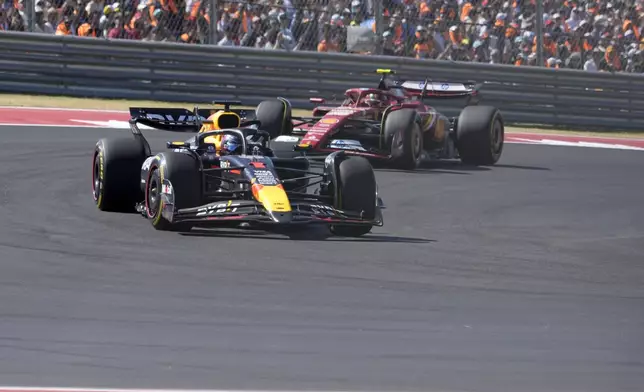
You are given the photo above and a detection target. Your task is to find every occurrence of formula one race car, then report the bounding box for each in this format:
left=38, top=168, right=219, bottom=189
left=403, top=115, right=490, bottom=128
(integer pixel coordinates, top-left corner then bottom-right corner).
left=91, top=101, right=384, bottom=237
left=258, top=69, right=504, bottom=170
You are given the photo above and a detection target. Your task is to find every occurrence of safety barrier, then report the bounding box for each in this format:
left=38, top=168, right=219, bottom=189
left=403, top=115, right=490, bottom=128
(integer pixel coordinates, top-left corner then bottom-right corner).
left=1, top=31, right=643, bottom=131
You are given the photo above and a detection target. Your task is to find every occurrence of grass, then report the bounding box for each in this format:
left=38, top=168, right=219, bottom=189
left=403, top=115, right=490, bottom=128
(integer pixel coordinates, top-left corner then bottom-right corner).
left=2, top=93, right=643, bottom=139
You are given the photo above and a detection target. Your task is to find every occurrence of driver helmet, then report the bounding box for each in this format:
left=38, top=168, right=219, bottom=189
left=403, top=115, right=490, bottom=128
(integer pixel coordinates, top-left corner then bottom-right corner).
left=221, top=134, right=243, bottom=155
left=364, top=93, right=382, bottom=107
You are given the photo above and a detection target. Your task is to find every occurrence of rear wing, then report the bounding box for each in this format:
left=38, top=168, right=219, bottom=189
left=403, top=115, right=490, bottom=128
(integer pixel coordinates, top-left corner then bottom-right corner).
left=400, top=80, right=481, bottom=103
left=129, top=106, right=257, bottom=131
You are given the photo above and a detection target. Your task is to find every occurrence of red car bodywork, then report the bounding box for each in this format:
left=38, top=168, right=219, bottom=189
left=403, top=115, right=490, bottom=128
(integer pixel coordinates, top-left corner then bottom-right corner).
left=287, top=81, right=476, bottom=159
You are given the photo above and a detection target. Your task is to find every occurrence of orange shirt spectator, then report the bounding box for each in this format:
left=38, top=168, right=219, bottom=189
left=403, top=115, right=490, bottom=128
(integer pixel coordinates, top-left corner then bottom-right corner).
left=318, top=39, right=339, bottom=52
left=55, top=21, right=71, bottom=35
left=77, top=23, right=95, bottom=37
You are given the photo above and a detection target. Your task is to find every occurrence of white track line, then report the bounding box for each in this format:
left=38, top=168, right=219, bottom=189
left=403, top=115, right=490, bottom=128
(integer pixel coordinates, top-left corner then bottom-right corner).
left=508, top=137, right=644, bottom=151
left=3, top=107, right=644, bottom=142
left=510, top=131, right=644, bottom=142
left=2, top=121, right=642, bottom=151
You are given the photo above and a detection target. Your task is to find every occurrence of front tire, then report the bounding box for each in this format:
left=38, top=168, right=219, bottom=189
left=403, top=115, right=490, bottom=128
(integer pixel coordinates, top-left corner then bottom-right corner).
left=144, top=153, right=201, bottom=231
left=329, top=157, right=377, bottom=237
left=383, top=108, right=423, bottom=170
left=455, top=106, right=504, bottom=165
left=93, top=137, right=146, bottom=212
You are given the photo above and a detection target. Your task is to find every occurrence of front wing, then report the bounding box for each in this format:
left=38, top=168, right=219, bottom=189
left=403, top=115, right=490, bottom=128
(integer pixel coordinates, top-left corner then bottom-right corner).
left=168, top=199, right=384, bottom=227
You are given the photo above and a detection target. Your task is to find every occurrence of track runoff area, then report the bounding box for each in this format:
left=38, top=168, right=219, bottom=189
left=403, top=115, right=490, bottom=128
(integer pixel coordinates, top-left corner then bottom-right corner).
left=1, top=106, right=644, bottom=150
left=0, top=106, right=643, bottom=392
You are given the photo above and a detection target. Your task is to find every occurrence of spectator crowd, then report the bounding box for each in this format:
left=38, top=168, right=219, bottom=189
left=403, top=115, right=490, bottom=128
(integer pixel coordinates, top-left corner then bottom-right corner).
left=1, top=0, right=643, bottom=72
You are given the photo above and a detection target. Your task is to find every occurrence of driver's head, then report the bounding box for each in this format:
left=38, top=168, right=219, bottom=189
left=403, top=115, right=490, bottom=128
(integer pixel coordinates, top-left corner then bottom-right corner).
left=221, top=134, right=243, bottom=155
left=365, top=93, right=382, bottom=107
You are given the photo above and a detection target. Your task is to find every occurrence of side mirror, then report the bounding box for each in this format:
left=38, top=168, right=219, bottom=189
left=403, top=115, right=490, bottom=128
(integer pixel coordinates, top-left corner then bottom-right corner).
left=309, top=97, right=325, bottom=104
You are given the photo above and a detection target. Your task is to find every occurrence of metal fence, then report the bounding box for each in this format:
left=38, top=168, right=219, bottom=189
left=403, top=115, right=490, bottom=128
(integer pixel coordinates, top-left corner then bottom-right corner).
left=9, top=0, right=644, bottom=74
left=1, top=31, right=643, bottom=131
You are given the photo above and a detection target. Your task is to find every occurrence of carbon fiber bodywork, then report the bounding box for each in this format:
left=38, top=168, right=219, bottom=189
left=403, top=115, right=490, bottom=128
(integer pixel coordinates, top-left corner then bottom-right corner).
left=124, top=107, right=384, bottom=230
left=270, top=71, right=486, bottom=164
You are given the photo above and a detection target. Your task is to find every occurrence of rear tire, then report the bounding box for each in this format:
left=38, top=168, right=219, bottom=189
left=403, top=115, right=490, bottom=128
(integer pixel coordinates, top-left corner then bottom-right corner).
left=256, top=99, right=292, bottom=139
left=92, top=137, right=146, bottom=212
left=145, top=152, right=201, bottom=231
left=455, top=106, right=504, bottom=165
left=329, top=157, right=376, bottom=237
left=383, top=108, right=423, bottom=170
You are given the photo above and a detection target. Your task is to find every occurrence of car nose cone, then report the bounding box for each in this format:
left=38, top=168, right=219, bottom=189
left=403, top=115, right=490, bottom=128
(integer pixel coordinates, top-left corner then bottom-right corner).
left=269, top=211, right=293, bottom=224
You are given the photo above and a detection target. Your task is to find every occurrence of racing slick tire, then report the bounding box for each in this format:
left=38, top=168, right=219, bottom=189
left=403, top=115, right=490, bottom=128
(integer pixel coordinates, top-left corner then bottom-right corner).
left=256, top=98, right=293, bottom=139
left=144, top=152, right=201, bottom=232
left=455, top=106, right=504, bottom=165
left=329, top=156, right=376, bottom=237
left=93, top=137, right=146, bottom=212
left=383, top=108, right=423, bottom=170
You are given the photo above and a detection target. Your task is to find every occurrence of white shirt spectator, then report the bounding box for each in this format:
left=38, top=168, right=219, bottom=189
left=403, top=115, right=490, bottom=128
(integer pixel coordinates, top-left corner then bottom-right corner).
left=218, top=36, right=236, bottom=46
left=42, top=22, right=55, bottom=34
left=475, top=15, right=489, bottom=38
left=566, top=9, right=582, bottom=31
left=276, top=28, right=296, bottom=50
left=584, top=58, right=598, bottom=71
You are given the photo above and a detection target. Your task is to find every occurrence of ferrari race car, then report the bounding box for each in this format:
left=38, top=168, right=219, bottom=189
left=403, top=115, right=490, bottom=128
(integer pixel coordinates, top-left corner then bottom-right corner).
left=259, top=69, right=505, bottom=170
left=91, top=101, right=384, bottom=237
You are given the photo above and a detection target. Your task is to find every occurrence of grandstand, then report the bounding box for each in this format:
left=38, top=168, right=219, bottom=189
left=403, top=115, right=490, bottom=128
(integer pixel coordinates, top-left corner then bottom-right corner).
left=2, top=0, right=643, bottom=72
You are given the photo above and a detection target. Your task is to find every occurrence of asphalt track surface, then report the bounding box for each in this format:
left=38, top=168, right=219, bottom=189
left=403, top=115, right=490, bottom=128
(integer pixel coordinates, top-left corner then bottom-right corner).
left=1, top=125, right=643, bottom=392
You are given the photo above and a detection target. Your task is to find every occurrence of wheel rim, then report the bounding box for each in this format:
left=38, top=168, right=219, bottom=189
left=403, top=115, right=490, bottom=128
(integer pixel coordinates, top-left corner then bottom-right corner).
left=491, top=119, right=503, bottom=155
left=412, top=127, right=422, bottom=160
left=92, top=153, right=101, bottom=201
left=146, top=174, right=160, bottom=218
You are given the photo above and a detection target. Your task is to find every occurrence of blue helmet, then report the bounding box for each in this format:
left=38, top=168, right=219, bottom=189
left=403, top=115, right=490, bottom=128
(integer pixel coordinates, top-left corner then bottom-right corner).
left=221, top=134, right=242, bottom=155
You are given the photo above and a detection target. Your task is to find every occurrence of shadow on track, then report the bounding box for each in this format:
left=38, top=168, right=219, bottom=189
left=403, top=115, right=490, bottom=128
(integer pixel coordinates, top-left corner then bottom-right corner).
left=324, top=234, right=435, bottom=243
left=374, top=161, right=550, bottom=174
left=181, top=227, right=435, bottom=243
left=375, top=167, right=471, bottom=175
left=425, top=160, right=551, bottom=172
left=494, top=163, right=551, bottom=171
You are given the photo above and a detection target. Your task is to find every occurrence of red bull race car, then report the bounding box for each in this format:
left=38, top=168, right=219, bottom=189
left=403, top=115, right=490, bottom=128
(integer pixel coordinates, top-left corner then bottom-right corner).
left=91, top=101, right=384, bottom=237
left=256, top=69, right=504, bottom=170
